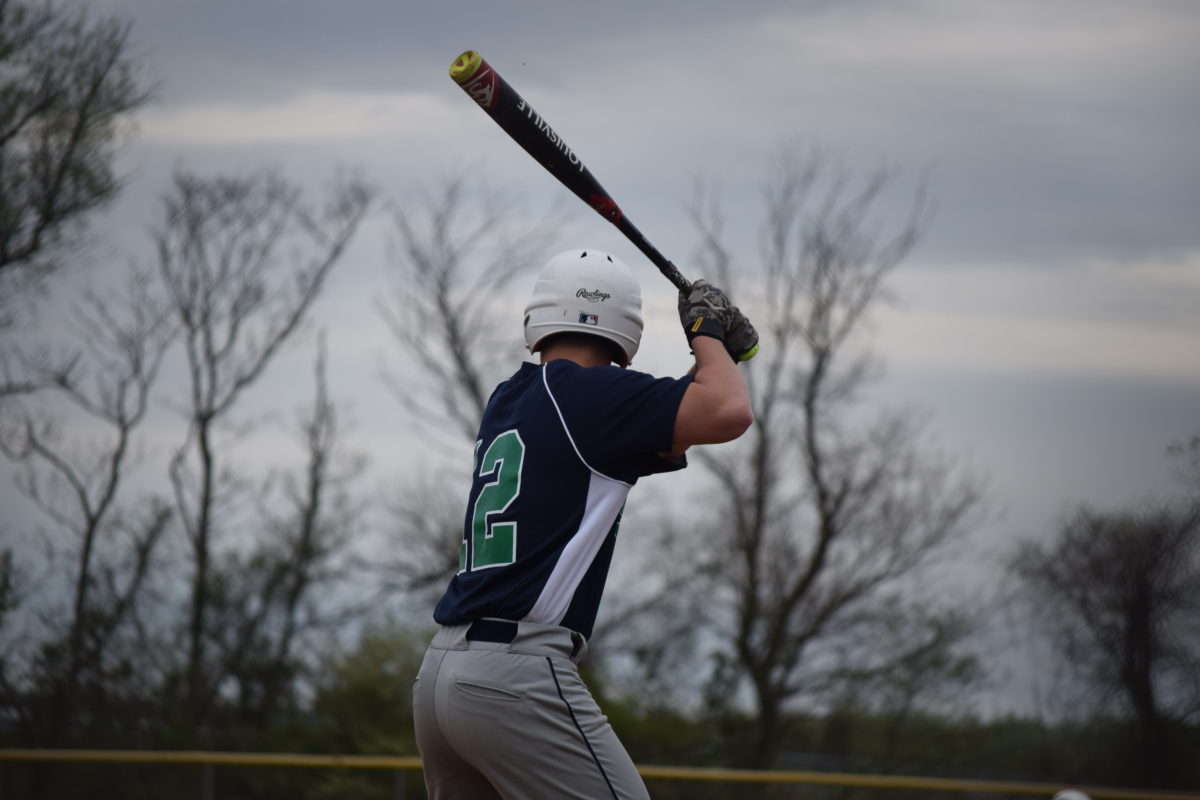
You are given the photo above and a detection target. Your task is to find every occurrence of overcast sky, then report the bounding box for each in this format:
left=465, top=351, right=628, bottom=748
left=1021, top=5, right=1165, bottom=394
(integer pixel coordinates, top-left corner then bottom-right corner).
left=88, top=0, right=1198, bottom=535
left=7, top=0, right=1199, bottom=713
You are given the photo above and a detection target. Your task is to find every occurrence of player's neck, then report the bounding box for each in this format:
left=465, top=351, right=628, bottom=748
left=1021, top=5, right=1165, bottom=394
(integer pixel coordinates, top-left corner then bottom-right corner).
left=540, top=341, right=618, bottom=369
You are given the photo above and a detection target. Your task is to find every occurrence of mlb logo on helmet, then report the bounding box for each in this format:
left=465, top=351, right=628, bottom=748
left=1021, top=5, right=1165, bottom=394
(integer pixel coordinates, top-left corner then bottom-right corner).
left=579, top=313, right=599, bottom=325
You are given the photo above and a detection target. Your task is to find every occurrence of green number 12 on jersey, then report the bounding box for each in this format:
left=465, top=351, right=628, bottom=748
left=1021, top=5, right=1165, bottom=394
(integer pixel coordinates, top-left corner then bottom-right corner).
left=462, top=429, right=525, bottom=572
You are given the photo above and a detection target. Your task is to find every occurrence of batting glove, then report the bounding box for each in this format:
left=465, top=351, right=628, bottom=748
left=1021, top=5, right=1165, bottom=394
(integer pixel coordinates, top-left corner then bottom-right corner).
left=679, top=280, right=758, bottom=362
left=678, top=279, right=735, bottom=345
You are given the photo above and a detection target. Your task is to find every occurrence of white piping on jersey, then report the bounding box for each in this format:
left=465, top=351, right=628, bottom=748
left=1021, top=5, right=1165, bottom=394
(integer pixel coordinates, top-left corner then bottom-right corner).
left=536, top=363, right=634, bottom=487
left=523, top=364, right=632, bottom=627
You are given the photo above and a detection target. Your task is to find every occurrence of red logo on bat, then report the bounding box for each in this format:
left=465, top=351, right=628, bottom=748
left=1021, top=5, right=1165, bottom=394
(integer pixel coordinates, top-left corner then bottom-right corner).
left=464, top=67, right=498, bottom=109
left=588, top=195, right=622, bottom=223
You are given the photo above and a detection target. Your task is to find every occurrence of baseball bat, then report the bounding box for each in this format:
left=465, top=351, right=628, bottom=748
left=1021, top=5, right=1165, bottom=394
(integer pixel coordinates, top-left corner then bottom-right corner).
left=448, top=49, right=690, bottom=292
left=448, top=50, right=757, bottom=362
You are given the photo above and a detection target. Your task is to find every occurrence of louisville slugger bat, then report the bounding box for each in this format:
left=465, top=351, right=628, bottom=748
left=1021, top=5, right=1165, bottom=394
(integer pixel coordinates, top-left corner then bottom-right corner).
left=448, top=49, right=689, bottom=292
left=448, top=50, right=757, bottom=362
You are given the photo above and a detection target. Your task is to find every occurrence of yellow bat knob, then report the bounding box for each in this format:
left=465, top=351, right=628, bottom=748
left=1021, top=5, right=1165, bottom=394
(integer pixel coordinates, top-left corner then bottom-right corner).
left=738, top=343, right=760, bottom=362
left=450, top=50, right=483, bottom=84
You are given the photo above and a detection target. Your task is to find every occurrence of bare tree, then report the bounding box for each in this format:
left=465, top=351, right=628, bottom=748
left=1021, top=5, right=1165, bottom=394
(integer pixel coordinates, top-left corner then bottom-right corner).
left=0, top=0, right=153, bottom=321
left=1012, top=502, right=1200, bottom=787
left=0, top=549, right=16, bottom=624
left=152, top=166, right=372, bottom=728
left=378, top=174, right=562, bottom=443
left=374, top=175, right=560, bottom=601
left=0, top=261, right=173, bottom=748
left=375, top=470, right=469, bottom=603
left=821, top=603, right=982, bottom=767
left=203, top=337, right=369, bottom=736
left=683, top=149, right=984, bottom=767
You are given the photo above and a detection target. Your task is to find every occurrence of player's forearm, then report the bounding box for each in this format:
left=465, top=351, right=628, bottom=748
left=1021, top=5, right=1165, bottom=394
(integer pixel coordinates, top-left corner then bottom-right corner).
left=692, top=336, right=752, bottom=427
left=672, top=337, right=753, bottom=450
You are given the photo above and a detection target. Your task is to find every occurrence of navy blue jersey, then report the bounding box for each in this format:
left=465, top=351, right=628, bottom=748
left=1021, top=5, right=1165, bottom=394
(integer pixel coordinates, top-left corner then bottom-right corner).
left=433, top=359, right=693, bottom=639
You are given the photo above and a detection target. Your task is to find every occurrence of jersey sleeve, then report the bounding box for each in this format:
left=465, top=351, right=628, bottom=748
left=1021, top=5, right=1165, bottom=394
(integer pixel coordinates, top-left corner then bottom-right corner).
left=544, top=362, right=693, bottom=484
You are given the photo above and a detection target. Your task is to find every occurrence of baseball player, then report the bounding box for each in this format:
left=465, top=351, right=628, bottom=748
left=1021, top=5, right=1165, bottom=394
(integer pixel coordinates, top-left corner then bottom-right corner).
left=413, top=248, right=756, bottom=799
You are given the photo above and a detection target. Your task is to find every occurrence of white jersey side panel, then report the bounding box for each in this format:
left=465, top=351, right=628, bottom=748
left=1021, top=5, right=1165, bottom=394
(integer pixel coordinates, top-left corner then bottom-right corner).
left=524, top=471, right=630, bottom=625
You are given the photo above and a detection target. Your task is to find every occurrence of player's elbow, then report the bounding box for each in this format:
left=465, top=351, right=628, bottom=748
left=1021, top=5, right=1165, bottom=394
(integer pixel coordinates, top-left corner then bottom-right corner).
left=711, top=397, right=754, bottom=443
left=672, top=382, right=755, bottom=450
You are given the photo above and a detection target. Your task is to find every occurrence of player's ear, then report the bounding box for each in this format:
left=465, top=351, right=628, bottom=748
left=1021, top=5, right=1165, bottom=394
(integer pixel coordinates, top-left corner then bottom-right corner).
left=610, top=340, right=629, bottom=367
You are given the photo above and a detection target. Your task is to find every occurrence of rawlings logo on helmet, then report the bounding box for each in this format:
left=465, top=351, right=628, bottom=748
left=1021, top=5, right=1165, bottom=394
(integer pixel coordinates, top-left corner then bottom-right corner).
left=576, top=289, right=611, bottom=302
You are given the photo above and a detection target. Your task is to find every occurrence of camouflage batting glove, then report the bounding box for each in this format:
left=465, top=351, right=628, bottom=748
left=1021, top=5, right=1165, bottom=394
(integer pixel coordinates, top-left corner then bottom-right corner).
left=678, top=279, right=735, bottom=348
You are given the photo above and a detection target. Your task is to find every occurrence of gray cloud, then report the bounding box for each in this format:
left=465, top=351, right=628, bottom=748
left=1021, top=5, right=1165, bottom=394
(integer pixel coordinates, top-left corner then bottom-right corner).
left=93, top=0, right=1199, bottom=269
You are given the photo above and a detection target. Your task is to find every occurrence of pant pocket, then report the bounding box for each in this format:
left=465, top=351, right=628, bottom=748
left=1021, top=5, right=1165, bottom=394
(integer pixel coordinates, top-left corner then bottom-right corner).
left=453, top=679, right=522, bottom=702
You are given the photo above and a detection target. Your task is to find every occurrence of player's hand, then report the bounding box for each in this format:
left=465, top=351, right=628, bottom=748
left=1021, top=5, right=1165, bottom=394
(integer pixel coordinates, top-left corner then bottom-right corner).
left=678, top=279, right=734, bottom=344
left=678, top=280, right=758, bottom=362
left=724, top=307, right=759, bottom=362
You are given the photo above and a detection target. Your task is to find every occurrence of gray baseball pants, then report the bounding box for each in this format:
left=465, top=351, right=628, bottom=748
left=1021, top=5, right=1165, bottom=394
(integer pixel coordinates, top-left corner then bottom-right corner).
left=413, top=619, right=650, bottom=799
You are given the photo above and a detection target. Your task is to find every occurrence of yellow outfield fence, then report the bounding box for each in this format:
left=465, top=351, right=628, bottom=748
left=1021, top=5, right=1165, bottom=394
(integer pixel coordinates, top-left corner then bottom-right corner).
left=2, top=749, right=1199, bottom=800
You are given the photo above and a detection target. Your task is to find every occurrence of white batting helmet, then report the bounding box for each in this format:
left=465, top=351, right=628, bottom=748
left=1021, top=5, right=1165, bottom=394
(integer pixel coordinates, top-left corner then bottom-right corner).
left=523, top=249, right=643, bottom=365
left=1053, top=791, right=1092, bottom=800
